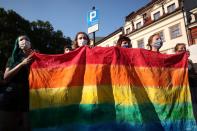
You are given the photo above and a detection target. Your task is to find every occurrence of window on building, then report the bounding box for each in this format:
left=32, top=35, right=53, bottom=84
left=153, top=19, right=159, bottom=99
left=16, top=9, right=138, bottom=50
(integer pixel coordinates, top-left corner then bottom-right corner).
left=167, top=3, right=176, bottom=13
left=153, top=11, right=160, bottom=21
left=126, top=28, right=131, bottom=34
left=169, top=24, right=181, bottom=39
left=136, top=22, right=142, bottom=29
left=143, top=13, right=147, bottom=22
left=137, top=39, right=144, bottom=48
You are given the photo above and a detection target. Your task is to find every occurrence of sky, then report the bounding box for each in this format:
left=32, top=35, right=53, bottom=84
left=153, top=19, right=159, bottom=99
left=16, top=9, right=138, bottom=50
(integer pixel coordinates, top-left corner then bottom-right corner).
left=0, top=0, right=150, bottom=39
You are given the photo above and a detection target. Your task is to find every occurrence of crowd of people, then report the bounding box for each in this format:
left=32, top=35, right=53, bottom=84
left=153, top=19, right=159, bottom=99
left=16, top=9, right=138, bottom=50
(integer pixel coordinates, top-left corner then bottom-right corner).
left=0, top=32, right=196, bottom=130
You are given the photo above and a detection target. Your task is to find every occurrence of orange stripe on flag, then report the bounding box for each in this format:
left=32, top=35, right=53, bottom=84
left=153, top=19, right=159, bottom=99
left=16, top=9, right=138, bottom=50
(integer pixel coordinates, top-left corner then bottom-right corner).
left=29, top=65, right=188, bottom=89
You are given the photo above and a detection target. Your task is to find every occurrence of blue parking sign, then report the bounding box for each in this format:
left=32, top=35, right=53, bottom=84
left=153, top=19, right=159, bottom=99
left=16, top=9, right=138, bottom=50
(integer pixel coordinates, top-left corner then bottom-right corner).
left=87, top=10, right=99, bottom=27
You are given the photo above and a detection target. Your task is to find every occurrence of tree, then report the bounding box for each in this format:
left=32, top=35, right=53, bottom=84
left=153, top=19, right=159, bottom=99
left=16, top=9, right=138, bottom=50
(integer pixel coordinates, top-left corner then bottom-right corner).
left=0, top=8, right=72, bottom=74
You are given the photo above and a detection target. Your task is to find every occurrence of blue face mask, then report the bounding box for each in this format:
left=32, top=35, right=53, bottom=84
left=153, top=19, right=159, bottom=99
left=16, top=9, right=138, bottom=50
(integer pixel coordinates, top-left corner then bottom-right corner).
left=122, top=43, right=129, bottom=48
left=153, top=39, right=162, bottom=49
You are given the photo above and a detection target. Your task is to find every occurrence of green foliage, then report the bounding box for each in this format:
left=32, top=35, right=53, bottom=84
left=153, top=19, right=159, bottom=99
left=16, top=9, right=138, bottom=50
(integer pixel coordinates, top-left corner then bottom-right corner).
left=0, top=8, right=72, bottom=75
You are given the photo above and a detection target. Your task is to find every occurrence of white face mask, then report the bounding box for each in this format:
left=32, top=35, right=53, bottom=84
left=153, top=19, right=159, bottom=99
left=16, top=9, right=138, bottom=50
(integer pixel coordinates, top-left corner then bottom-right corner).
left=78, top=39, right=87, bottom=47
left=19, top=40, right=31, bottom=50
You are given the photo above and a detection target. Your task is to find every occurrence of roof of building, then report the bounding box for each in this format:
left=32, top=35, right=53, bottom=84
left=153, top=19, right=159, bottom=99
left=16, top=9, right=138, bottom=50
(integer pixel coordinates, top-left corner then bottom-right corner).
left=95, top=27, right=123, bottom=45
left=126, top=7, right=182, bottom=36
left=125, top=0, right=164, bottom=21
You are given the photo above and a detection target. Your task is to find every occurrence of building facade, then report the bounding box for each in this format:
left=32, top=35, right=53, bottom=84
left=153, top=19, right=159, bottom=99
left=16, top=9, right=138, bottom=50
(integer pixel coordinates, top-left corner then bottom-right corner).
left=97, top=0, right=192, bottom=54
left=126, top=0, right=188, bottom=53
left=188, top=8, right=197, bottom=45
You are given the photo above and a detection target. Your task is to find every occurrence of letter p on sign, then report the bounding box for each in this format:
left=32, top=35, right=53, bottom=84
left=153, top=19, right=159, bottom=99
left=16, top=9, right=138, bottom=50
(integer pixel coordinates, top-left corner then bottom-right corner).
left=87, top=9, right=99, bottom=33
left=90, top=10, right=96, bottom=22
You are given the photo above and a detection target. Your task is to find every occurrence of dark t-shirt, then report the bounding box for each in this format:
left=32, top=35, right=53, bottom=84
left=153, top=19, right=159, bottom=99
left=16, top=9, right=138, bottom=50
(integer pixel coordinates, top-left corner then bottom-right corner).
left=0, top=57, right=30, bottom=111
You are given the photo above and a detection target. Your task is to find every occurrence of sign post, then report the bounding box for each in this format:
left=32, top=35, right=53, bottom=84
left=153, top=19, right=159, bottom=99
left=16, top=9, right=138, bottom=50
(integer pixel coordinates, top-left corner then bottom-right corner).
left=87, top=6, right=99, bottom=46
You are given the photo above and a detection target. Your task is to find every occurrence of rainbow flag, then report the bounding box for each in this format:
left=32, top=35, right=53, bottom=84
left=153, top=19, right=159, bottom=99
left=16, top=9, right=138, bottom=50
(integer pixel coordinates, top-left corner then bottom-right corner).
left=29, top=46, right=197, bottom=131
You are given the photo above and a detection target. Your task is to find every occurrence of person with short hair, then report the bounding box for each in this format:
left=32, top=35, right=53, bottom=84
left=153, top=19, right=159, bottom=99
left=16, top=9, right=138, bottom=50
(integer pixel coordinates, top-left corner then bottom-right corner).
left=64, top=45, right=72, bottom=53
left=116, top=35, right=132, bottom=48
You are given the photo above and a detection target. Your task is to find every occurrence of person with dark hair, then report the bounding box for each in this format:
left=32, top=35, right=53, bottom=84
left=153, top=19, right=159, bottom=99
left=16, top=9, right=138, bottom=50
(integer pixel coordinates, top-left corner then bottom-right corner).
left=147, top=33, right=163, bottom=52
left=116, top=35, right=132, bottom=48
left=72, top=32, right=90, bottom=50
left=0, top=35, right=34, bottom=131
left=64, top=45, right=72, bottom=53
